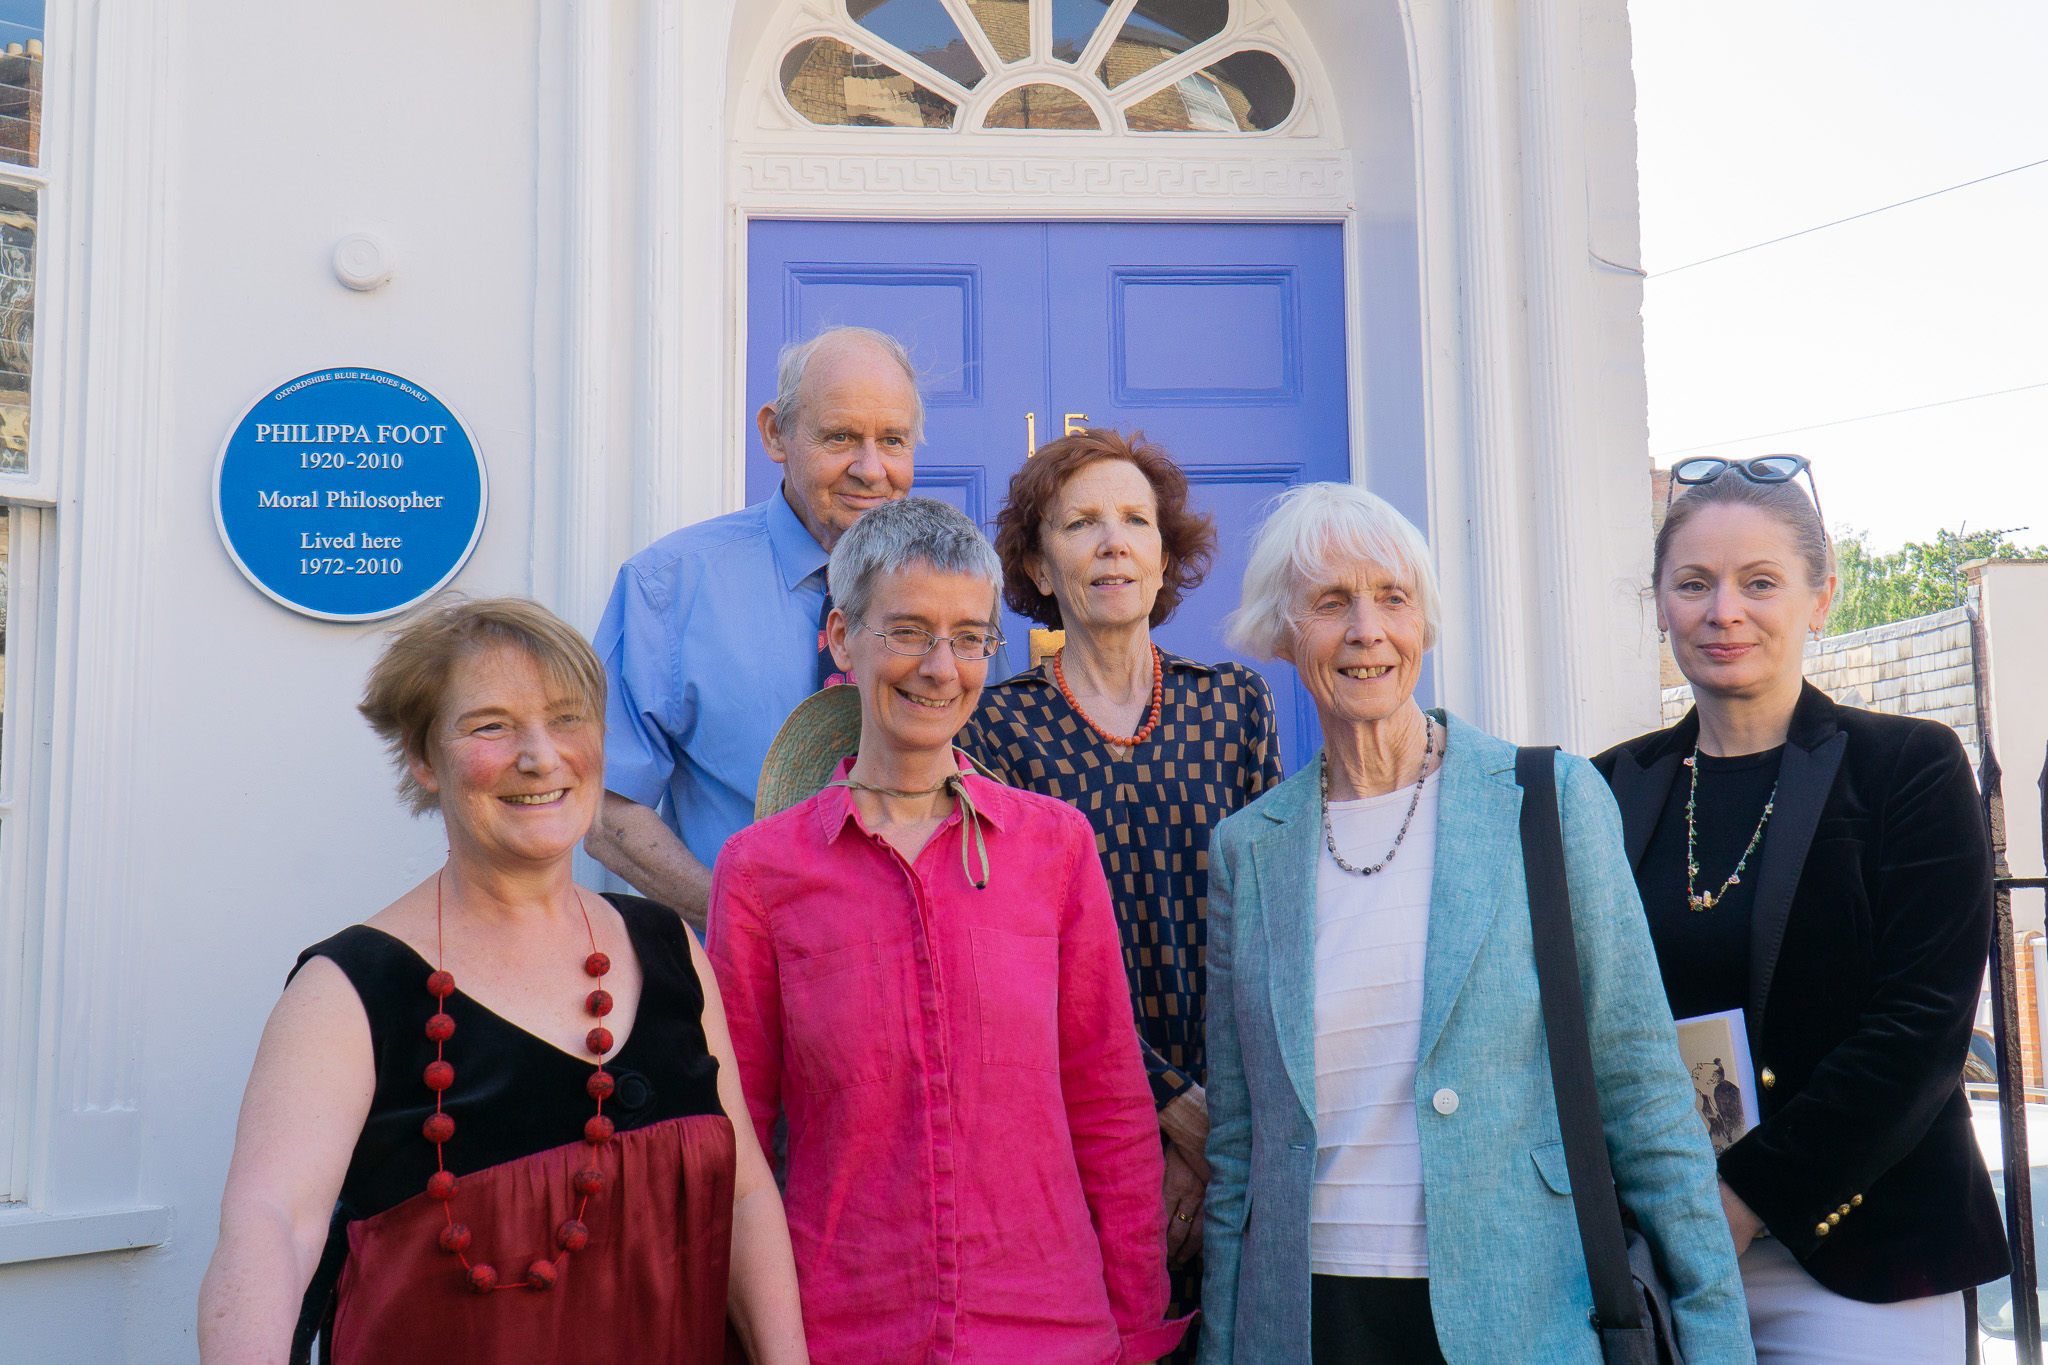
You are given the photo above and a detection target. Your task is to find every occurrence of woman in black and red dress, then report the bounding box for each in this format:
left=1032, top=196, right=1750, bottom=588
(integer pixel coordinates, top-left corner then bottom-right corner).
left=197, top=598, right=807, bottom=1365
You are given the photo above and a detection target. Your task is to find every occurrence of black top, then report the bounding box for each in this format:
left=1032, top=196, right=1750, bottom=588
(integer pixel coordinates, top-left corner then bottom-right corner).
left=288, top=893, right=723, bottom=1358
left=1637, top=746, right=1781, bottom=1020
left=1595, top=684, right=2007, bottom=1303
left=957, top=652, right=1284, bottom=1107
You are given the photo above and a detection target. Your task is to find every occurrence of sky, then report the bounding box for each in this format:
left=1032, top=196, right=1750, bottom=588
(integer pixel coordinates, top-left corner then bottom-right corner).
left=1630, top=1, right=2048, bottom=553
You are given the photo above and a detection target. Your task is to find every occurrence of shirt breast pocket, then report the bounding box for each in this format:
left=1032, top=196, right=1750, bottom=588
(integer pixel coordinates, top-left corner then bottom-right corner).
left=971, top=927, right=1060, bottom=1072
left=781, top=940, right=892, bottom=1093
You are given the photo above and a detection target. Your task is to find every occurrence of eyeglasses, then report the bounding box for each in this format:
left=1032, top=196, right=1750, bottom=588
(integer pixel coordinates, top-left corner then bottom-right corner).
left=855, top=620, right=1005, bottom=662
left=1665, top=453, right=1829, bottom=540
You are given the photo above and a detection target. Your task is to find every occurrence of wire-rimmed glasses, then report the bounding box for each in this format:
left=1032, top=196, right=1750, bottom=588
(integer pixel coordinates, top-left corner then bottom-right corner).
left=855, top=620, right=1006, bottom=662
left=1666, top=453, right=1829, bottom=540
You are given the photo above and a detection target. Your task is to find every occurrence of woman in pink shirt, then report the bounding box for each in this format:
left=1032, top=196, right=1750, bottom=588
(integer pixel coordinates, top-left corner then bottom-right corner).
left=708, top=497, right=1188, bottom=1365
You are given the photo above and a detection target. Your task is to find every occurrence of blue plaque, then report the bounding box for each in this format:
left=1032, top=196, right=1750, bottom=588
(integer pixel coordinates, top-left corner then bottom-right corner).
left=213, top=368, right=489, bottom=621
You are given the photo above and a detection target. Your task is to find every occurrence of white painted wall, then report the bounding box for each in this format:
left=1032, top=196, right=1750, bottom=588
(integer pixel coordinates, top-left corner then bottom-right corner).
left=0, top=0, right=1657, bottom=1355
left=0, top=1, right=545, bottom=1355
left=1983, top=561, right=2048, bottom=888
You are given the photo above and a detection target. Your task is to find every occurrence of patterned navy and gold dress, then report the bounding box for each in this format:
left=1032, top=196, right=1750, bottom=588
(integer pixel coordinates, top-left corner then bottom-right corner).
left=957, top=649, right=1284, bottom=1357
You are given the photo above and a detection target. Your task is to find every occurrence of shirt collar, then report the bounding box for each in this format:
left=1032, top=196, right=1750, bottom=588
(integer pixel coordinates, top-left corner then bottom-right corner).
left=815, top=751, right=1013, bottom=844
left=767, top=483, right=831, bottom=592
left=996, top=646, right=1216, bottom=686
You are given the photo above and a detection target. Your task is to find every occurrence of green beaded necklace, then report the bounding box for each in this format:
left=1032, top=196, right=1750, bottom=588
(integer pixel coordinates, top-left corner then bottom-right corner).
left=1684, top=746, right=1778, bottom=912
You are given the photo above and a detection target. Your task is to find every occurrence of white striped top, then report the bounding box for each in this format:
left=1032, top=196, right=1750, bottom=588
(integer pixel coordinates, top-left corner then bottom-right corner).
left=1310, top=768, right=1441, bottom=1278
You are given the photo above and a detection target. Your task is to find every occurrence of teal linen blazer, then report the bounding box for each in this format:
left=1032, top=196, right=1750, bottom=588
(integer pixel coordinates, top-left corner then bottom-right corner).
left=1200, top=712, right=1754, bottom=1364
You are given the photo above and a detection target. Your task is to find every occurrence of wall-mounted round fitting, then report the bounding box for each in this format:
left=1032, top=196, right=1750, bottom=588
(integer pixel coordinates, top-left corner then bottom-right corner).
left=332, top=234, right=393, bottom=291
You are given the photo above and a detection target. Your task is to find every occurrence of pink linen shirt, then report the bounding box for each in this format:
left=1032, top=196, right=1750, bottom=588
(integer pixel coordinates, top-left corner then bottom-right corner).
left=708, top=758, right=1187, bottom=1365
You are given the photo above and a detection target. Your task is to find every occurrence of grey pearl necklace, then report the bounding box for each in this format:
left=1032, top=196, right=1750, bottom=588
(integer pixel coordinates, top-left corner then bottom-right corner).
left=1321, top=714, right=1437, bottom=877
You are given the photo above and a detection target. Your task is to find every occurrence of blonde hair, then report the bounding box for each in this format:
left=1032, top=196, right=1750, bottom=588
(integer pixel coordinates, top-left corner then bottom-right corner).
left=358, top=596, right=606, bottom=814
left=1224, top=482, right=1441, bottom=659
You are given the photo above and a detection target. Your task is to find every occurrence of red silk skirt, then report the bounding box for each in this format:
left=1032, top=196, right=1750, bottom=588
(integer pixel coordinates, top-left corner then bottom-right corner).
left=329, top=1113, right=736, bottom=1364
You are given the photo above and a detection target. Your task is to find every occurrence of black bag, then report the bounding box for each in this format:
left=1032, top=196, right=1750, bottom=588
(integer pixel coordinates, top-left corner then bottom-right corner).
left=1516, top=745, right=1687, bottom=1365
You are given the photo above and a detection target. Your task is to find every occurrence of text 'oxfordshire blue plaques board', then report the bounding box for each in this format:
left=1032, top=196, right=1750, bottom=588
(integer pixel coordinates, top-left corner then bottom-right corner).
left=214, top=368, right=488, bottom=621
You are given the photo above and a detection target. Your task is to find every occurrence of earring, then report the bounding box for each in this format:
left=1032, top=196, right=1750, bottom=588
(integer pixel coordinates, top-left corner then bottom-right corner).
left=1658, top=627, right=1668, bottom=644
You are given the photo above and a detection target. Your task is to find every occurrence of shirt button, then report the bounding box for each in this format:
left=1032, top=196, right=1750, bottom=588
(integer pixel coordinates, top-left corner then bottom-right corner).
left=1432, top=1088, right=1460, bottom=1116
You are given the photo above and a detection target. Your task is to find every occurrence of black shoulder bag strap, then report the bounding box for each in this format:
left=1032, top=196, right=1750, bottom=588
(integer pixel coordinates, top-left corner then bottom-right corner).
left=1516, top=745, right=1651, bottom=1347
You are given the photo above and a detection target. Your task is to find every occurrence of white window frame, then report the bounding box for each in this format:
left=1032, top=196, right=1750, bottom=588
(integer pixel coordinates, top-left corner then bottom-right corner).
left=0, top=0, right=173, bottom=1259
left=0, top=4, right=64, bottom=1206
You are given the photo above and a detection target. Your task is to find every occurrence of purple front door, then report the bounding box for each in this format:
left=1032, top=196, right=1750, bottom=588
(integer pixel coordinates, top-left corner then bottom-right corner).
left=747, top=219, right=1350, bottom=771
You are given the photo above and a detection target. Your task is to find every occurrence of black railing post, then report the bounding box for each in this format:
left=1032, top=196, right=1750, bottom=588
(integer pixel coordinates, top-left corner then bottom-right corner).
left=1972, top=589, right=2042, bottom=1362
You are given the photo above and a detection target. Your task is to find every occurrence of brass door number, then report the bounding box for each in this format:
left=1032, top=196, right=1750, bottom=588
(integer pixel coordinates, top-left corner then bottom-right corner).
left=1026, top=412, right=1091, bottom=457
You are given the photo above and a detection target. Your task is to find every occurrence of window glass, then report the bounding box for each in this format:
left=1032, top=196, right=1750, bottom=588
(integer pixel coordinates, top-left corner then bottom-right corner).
left=1049, top=0, right=1114, bottom=64
left=849, top=0, right=987, bottom=89
left=1095, top=0, right=1227, bottom=89
left=782, top=37, right=960, bottom=128
left=965, top=0, right=1030, bottom=64
left=982, top=83, right=1099, bottom=130
left=0, top=2, right=39, bottom=169
left=0, top=183, right=31, bottom=473
left=1126, top=49, right=1293, bottom=132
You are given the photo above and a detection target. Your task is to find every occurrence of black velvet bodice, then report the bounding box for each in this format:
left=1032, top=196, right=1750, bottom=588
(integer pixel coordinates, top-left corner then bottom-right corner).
left=287, top=893, right=723, bottom=1360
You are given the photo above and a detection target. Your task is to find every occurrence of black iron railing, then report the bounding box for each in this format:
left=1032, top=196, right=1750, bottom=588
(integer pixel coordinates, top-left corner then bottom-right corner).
left=1970, top=722, right=2047, bottom=1364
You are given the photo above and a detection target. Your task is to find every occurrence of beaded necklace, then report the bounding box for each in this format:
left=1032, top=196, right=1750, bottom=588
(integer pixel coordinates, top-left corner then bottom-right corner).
left=1320, top=714, right=1437, bottom=877
left=422, top=871, right=618, bottom=1293
left=1053, top=644, right=1165, bottom=750
left=1683, top=747, right=1778, bottom=912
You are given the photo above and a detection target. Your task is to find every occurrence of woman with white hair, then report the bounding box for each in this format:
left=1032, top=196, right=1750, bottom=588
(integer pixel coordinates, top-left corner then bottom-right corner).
left=708, top=497, right=1188, bottom=1364
left=1198, top=483, right=1753, bottom=1364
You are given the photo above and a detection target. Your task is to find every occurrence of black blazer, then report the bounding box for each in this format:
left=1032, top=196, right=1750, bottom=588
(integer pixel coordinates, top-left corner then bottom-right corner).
left=1594, top=682, right=2008, bottom=1302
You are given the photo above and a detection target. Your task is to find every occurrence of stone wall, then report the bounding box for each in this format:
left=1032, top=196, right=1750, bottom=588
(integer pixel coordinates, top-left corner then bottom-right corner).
left=1660, top=605, right=1979, bottom=767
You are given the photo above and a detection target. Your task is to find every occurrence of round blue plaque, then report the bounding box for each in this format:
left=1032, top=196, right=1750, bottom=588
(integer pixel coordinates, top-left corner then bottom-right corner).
left=213, top=368, right=489, bottom=621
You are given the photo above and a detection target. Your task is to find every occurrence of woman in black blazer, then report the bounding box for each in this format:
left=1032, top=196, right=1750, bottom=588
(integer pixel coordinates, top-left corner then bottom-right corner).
left=1594, top=459, right=2006, bottom=1362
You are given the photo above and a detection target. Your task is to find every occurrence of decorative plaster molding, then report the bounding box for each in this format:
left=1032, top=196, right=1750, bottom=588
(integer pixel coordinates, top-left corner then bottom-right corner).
left=734, top=148, right=1354, bottom=212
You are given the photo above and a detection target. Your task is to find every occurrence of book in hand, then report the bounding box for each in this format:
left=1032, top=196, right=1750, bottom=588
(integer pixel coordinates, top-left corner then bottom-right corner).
left=1673, top=1007, right=1760, bottom=1154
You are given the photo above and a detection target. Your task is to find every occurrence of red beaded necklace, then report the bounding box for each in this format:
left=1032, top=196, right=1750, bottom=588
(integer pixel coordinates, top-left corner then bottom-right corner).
left=422, top=872, right=618, bottom=1294
left=1052, top=644, right=1165, bottom=749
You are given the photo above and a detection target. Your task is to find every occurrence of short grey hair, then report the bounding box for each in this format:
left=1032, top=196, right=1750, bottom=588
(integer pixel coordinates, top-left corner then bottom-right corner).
left=829, top=496, right=1003, bottom=628
left=1224, top=482, right=1442, bottom=659
left=774, top=326, right=926, bottom=444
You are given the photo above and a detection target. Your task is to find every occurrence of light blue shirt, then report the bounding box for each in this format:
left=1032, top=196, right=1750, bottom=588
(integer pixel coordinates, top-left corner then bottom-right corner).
left=595, top=488, right=831, bottom=870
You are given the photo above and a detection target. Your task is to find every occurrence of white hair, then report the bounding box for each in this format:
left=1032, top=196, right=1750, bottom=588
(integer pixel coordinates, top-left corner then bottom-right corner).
left=1223, top=482, right=1442, bottom=659
left=828, top=496, right=1002, bottom=627
left=774, top=326, right=926, bottom=444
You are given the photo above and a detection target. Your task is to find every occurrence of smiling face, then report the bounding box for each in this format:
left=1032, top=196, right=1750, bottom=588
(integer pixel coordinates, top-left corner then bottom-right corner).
left=409, top=644, right=604, bottom=870
left=759, top=336, right=919, bottom=551
left=829, top=563, right=997, bottom=763
left=1275, top=557, right=1428, bottom=729
left=1026, top=458, right=1166, bottom=637
left=1657, top=503, right=1835, bottom=704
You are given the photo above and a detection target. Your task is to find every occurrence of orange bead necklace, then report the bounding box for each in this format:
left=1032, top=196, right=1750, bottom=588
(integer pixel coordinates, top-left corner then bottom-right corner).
left=421, top=871, right=618, bottom=1294
left=1053, top=644, right=1165, bottom=749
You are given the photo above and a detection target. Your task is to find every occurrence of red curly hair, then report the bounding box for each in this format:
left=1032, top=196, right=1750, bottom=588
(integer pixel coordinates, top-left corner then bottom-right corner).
left=991, top=429, right=1216, bottom=630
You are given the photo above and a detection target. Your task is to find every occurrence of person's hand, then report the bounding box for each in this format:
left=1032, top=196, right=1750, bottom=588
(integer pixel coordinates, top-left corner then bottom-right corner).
left=1159, top=1088, right=1211, bottom=1182
left=1163, top=1143, right=1207, bottom=1266
left=1720, top=1179, right=1764, bottom=1257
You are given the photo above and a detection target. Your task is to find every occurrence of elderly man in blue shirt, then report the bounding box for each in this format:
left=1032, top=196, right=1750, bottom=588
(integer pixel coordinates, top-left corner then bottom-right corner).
left=584, top=326, right=926, bottom=929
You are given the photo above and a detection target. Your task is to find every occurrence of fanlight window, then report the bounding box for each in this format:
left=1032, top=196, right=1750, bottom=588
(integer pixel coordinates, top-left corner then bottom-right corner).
left=781, top=0, right=1298, bottom=134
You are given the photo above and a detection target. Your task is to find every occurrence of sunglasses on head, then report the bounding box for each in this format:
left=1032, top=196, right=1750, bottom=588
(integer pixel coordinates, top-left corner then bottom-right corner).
left=1663, top=453, right=1828, bottom=541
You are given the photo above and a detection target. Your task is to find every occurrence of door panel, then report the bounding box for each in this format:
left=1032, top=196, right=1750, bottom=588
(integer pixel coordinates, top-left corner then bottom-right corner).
left=1048, top=223, right=1348, bottom=769
left=747, top=219, right=1349, bottom=771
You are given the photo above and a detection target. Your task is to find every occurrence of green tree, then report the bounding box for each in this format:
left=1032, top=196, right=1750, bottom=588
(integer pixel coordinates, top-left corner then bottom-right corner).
left=1829, top=526, right=2048, bottom=636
